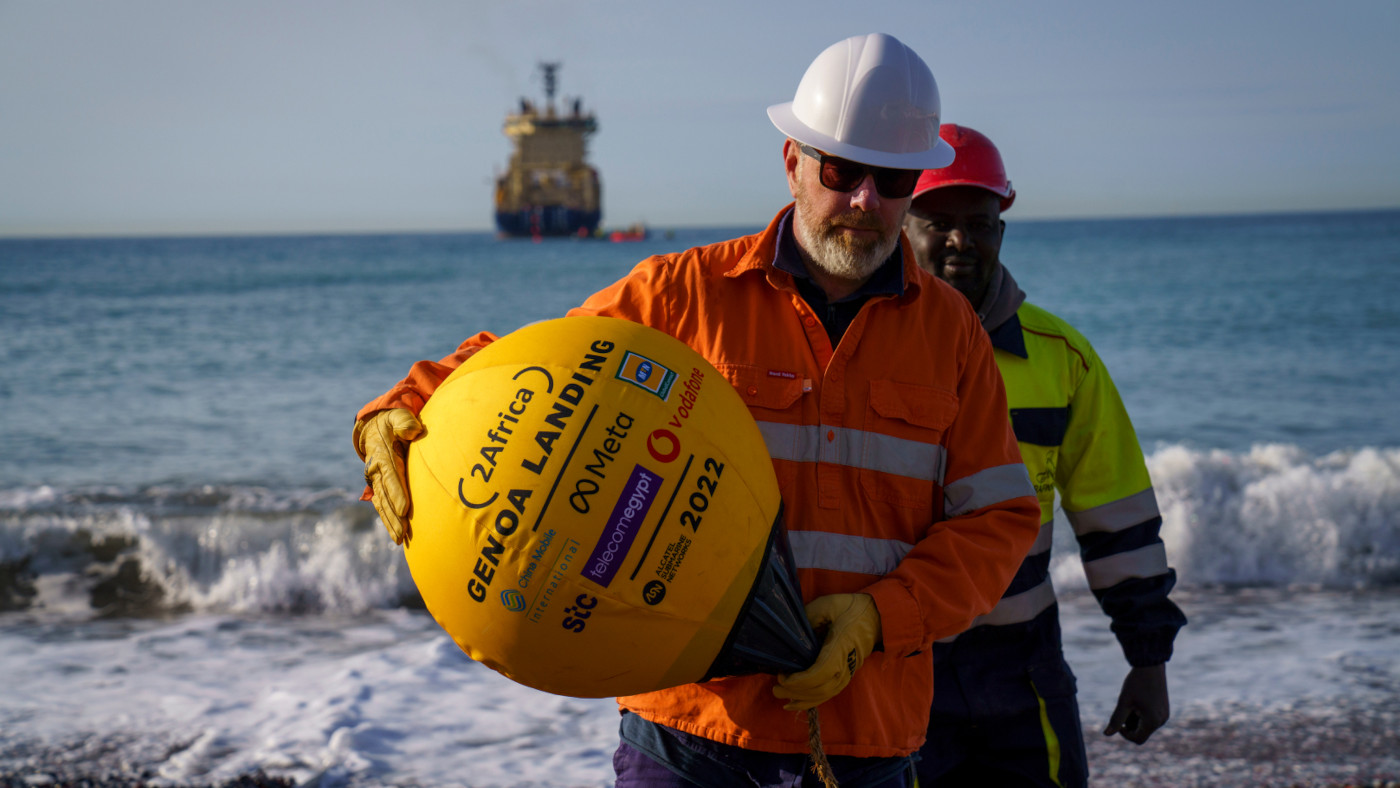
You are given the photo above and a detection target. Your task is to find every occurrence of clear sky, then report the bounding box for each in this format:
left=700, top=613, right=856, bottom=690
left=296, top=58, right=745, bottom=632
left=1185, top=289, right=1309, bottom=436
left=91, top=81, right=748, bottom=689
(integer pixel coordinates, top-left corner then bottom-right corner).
left=3, top=0, right=1398, bottom=237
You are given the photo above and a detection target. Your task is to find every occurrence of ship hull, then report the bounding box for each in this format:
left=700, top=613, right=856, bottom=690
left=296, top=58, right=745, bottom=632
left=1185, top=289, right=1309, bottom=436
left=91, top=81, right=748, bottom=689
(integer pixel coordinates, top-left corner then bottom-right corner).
left=495, top=207, right=601, bottom=238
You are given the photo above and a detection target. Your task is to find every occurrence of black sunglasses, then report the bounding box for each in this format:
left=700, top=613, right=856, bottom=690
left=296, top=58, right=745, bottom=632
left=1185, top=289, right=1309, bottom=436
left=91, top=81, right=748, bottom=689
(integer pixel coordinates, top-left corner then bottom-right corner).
left=798, top=143, right=921, bottom=199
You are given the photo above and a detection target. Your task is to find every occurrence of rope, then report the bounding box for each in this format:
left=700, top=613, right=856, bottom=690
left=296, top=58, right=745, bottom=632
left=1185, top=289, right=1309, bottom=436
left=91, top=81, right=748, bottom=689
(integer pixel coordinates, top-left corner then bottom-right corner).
left=806, top=707, right=840, bottom=788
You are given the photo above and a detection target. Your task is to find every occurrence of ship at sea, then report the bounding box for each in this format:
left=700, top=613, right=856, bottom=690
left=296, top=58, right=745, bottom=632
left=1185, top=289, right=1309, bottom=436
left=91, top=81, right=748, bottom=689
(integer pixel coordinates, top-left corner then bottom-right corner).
left=494, top=63, right=601, bottom=238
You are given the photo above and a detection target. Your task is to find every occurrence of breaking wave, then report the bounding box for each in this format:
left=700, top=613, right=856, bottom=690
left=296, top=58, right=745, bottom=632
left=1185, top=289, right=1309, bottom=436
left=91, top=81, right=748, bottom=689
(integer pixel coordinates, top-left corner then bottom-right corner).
left=0, top=485, right=419, bottom=619
left=3, top=443, right=1398, bottom=620
left=1053, top=444, right=1400, bottom=591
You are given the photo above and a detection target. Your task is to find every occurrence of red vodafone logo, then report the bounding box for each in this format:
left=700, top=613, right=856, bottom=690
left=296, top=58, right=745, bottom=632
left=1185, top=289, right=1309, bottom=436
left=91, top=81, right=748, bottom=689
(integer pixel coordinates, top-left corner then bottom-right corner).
left=646, top=428, right=680, bottom=463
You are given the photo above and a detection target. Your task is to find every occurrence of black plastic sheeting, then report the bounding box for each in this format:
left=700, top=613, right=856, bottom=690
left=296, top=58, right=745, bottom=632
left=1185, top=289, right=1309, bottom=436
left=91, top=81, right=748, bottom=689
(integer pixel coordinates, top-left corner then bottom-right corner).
left=704, top=504, right=820, bottom=679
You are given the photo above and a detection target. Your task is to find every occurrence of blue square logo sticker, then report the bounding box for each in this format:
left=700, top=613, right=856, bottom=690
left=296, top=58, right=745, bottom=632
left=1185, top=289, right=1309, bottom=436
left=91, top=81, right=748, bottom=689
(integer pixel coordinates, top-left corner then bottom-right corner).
left=616, top=351, right=677, bottom=400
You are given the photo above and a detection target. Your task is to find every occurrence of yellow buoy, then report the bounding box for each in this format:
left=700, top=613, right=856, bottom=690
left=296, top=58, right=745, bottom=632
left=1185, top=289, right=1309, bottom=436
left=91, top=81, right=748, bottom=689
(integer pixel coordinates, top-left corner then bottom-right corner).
left=405, top=316, right=816, bottom=697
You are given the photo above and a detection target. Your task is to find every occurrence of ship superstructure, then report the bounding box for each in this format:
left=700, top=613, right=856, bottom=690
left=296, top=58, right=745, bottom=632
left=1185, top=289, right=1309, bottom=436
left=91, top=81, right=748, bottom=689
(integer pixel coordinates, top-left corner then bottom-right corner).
left=494, top=63, right=601, bottom=238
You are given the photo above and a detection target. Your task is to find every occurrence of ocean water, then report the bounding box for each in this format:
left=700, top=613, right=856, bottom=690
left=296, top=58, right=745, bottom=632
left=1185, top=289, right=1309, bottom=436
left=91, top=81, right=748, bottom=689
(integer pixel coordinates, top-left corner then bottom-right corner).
left=1, top=211, right=1398, bottom=786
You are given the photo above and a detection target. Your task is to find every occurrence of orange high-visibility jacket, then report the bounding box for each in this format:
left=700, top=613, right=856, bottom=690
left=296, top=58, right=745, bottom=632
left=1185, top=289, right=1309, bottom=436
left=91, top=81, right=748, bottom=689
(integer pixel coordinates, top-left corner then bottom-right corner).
left=358, top=206, right=1040, bottom=758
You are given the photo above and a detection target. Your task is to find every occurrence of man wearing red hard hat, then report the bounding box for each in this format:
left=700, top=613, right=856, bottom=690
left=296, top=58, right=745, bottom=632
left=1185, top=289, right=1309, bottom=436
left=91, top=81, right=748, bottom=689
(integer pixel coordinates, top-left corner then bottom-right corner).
left=903, top=124, right=1187, bottom=787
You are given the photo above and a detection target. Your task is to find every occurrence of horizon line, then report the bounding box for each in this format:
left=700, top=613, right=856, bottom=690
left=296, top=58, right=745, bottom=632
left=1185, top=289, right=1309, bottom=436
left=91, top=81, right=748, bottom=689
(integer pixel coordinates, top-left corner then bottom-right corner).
left=3, top=205, right=1398, bottom=242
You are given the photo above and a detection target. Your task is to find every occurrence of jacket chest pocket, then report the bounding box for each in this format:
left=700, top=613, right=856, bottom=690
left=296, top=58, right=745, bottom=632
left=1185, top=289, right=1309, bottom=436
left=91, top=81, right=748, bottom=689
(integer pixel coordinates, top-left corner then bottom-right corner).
left=860, top=380, right=960, bottom=512
left=716, top=364, right=806, bottom=489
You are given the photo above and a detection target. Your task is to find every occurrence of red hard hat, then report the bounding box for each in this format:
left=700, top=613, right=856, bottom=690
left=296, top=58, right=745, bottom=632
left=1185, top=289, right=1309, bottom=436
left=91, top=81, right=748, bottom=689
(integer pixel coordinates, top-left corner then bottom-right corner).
left=912, top=124, right=1015, bottom=212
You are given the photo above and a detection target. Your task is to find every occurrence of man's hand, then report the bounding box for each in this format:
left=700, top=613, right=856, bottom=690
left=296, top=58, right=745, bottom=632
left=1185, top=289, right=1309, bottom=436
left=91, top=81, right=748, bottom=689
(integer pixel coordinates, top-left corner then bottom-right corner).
left=353, top=408, right=424, bottom=545
left=1104, top=664, right=1169, bottom=744
left=772, top=593, right=881, bottom=711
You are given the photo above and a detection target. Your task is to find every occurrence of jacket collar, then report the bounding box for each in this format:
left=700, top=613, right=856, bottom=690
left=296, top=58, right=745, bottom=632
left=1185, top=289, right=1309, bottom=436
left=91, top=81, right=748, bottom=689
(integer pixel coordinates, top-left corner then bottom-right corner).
left=981, top=263, right=1028, bottom=358
left=988, top=311, right=1027, bottom=358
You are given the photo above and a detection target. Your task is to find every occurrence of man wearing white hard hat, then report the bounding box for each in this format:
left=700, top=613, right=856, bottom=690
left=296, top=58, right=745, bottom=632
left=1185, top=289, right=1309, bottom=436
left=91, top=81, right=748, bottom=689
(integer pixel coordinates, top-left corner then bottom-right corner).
left=353, top=34, right=1039, bottom=787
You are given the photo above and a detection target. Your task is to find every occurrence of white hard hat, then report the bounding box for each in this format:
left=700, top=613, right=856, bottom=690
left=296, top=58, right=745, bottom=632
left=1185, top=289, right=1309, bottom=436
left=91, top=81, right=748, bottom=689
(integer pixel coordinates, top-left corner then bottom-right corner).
left=768, top=33, right=954, bottom=170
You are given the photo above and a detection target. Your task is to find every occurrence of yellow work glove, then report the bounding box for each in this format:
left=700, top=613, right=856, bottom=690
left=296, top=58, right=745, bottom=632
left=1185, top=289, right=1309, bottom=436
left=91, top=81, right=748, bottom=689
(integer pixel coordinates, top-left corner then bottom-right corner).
left=772, top=593, right=881, bottom=711
left=353, top=408, right=424, bottom=545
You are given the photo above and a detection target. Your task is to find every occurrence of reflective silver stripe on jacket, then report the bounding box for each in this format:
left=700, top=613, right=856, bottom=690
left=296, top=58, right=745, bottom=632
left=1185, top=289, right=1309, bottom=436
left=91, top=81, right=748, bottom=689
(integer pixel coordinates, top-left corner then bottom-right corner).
left=788, top=530, right=914, bottom=575
left=937, top=577, right=1058, bottom=642
left=944, top=463, right=1035, bottom=518
left=939, top=521, right=1052, bottom=641
left=1066, top=488, right=1160, bottom=534
left=755, top=421, right=946, bottom=482
left=789, top=524, right=1057, bottom=614
left=1083, top=542, right=1170, bottom=589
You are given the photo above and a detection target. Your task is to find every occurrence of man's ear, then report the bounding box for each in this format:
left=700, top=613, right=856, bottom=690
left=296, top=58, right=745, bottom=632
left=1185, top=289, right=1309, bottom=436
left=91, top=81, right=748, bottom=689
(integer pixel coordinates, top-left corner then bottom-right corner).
left=783, top=139, right=801, bottom=199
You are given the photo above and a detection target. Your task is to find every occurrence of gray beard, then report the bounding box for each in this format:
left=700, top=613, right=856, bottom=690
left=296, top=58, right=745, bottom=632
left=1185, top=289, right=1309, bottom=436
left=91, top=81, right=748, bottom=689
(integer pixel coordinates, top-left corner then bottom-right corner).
left=792, top=198, right=900, bottom=282
left=799, top=224, right=898, bottom=281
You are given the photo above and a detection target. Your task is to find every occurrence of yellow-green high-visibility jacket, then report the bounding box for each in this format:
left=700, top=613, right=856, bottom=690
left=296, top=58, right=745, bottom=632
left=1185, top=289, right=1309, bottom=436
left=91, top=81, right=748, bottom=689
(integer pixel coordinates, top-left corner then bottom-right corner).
left=932, top=298, right=1186, bottom=678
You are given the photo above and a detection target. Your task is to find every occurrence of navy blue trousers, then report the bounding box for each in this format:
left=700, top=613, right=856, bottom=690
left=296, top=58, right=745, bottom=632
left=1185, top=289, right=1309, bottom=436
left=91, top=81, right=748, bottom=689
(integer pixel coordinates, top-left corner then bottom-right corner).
left=614, top=711, right=915, bottom=788
left=913, top=657, right=1087, bottom=788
